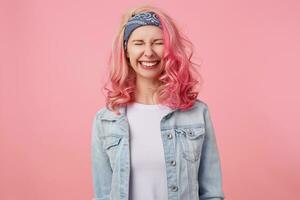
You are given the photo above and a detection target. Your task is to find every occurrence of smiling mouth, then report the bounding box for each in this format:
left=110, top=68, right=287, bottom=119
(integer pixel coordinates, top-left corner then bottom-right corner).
left=138, top=60, right=160, bottom=67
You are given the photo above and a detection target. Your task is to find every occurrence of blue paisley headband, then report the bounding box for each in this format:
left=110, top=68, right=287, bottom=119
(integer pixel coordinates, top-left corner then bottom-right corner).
left=123, top=11, right=162, bottom=51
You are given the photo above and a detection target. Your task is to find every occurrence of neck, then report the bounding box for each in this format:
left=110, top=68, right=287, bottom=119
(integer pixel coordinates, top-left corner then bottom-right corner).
left=134, top=77, right=160, bottom=104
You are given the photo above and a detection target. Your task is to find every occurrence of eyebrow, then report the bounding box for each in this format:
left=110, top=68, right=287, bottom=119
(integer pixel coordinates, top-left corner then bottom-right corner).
left=131, top=39, right=164, bottom=42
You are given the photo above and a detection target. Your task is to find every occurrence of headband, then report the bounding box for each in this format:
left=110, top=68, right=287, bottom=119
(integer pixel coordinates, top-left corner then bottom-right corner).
left=123, top=12, right=162, bottom=51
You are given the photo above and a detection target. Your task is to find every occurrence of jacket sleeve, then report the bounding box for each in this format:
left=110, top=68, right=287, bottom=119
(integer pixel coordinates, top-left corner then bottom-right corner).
left=198, top=105, right=225, bottom=200
left=91, top=112, right=112, bottom=200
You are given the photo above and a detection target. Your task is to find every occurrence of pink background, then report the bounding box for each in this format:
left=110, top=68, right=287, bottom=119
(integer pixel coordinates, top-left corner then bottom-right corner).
left=1, top=0, right=299, bottom=199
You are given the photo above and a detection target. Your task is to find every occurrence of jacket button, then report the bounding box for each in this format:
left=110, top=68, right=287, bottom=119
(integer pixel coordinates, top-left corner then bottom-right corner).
left=171, top=185, right=178, bottom=192
left=170, top=160, right=176, bottom=166
left=167, top=133, right=173, bottom=139
left=188, top=131, right=193, bottom=136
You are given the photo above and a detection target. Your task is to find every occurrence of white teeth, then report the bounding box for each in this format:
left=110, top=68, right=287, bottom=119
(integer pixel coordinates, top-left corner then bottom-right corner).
left=140, top=61, right=160, bottom=67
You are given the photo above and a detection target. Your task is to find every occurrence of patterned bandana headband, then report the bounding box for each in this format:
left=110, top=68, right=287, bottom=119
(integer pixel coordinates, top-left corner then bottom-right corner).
left=123, top=11, right=162, bottom=51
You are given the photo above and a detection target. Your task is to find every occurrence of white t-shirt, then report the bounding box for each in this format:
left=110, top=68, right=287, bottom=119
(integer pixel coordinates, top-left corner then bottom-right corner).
left=126, top=102, right=172, bottom=200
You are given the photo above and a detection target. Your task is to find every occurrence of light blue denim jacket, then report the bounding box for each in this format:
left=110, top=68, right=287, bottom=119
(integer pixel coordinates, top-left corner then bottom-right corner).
left=91, top=99, right=225, bottom=200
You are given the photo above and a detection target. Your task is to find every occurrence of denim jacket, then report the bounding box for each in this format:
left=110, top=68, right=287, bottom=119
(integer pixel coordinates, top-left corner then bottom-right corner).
left=91, top=99, right=225, bottom=200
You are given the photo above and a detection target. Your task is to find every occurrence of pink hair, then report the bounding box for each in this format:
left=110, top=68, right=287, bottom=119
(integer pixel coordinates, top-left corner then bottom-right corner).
left=102, top=5, right=203, bottom=115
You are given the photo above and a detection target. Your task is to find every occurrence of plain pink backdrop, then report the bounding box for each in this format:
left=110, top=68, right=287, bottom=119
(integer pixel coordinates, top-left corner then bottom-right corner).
left=1, top=0, right=299, bottom=199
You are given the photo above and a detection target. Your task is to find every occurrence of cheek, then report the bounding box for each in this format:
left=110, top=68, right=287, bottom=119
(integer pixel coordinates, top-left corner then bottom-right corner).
left=127, top=53, right=140, bottom=67
left=155, top=46, right=164, bottom=57
left=128, top=49, right=142, bottom=60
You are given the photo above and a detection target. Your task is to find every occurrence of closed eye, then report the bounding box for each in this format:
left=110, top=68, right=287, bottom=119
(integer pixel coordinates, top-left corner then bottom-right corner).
left=133, top=42, right=164, bottom=46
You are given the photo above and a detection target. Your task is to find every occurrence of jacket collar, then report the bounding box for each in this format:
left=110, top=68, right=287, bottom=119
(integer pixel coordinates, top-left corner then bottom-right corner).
left=99, top=104, right=179, bottom=121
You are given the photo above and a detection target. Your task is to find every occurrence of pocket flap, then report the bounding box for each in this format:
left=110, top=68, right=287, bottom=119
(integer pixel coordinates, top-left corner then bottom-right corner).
left=185, top=127, right=205, bottom=140
left=103, top=136, right=122, bottom=150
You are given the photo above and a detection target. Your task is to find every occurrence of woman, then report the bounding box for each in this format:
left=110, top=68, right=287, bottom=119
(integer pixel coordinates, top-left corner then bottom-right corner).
left=91, top=5, right=225, bottom=200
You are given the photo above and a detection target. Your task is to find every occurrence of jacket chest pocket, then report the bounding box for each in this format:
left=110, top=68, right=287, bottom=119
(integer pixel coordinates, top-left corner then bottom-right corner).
left=103, top=135, right=122, bottom=168
left=176, top=127, right=205, bottom=162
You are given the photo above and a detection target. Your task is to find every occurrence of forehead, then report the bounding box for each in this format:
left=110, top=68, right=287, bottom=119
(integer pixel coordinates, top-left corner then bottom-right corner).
left=129, top=25, right=163, bottom=40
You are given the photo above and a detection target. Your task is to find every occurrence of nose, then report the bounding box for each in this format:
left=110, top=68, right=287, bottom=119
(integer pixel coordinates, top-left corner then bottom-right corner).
left=144, top=44, right=154, bottom=57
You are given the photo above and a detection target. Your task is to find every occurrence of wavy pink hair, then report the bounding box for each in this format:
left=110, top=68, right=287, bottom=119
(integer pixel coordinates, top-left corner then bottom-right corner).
left=102, top=5, right=203, bottom=115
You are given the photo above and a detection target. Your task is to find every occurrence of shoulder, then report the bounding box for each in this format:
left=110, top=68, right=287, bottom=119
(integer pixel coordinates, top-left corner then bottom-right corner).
left=192, top=99, right=209, bottom=113
left=93, top=105, right=122, bottom=121
left=177, top=99, right=211, bottom=120
left=176, top=98, right=210, bottom=117
left=172, top=99, right=210, bottom=126
left=93, top=106, right=110, bottom=120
